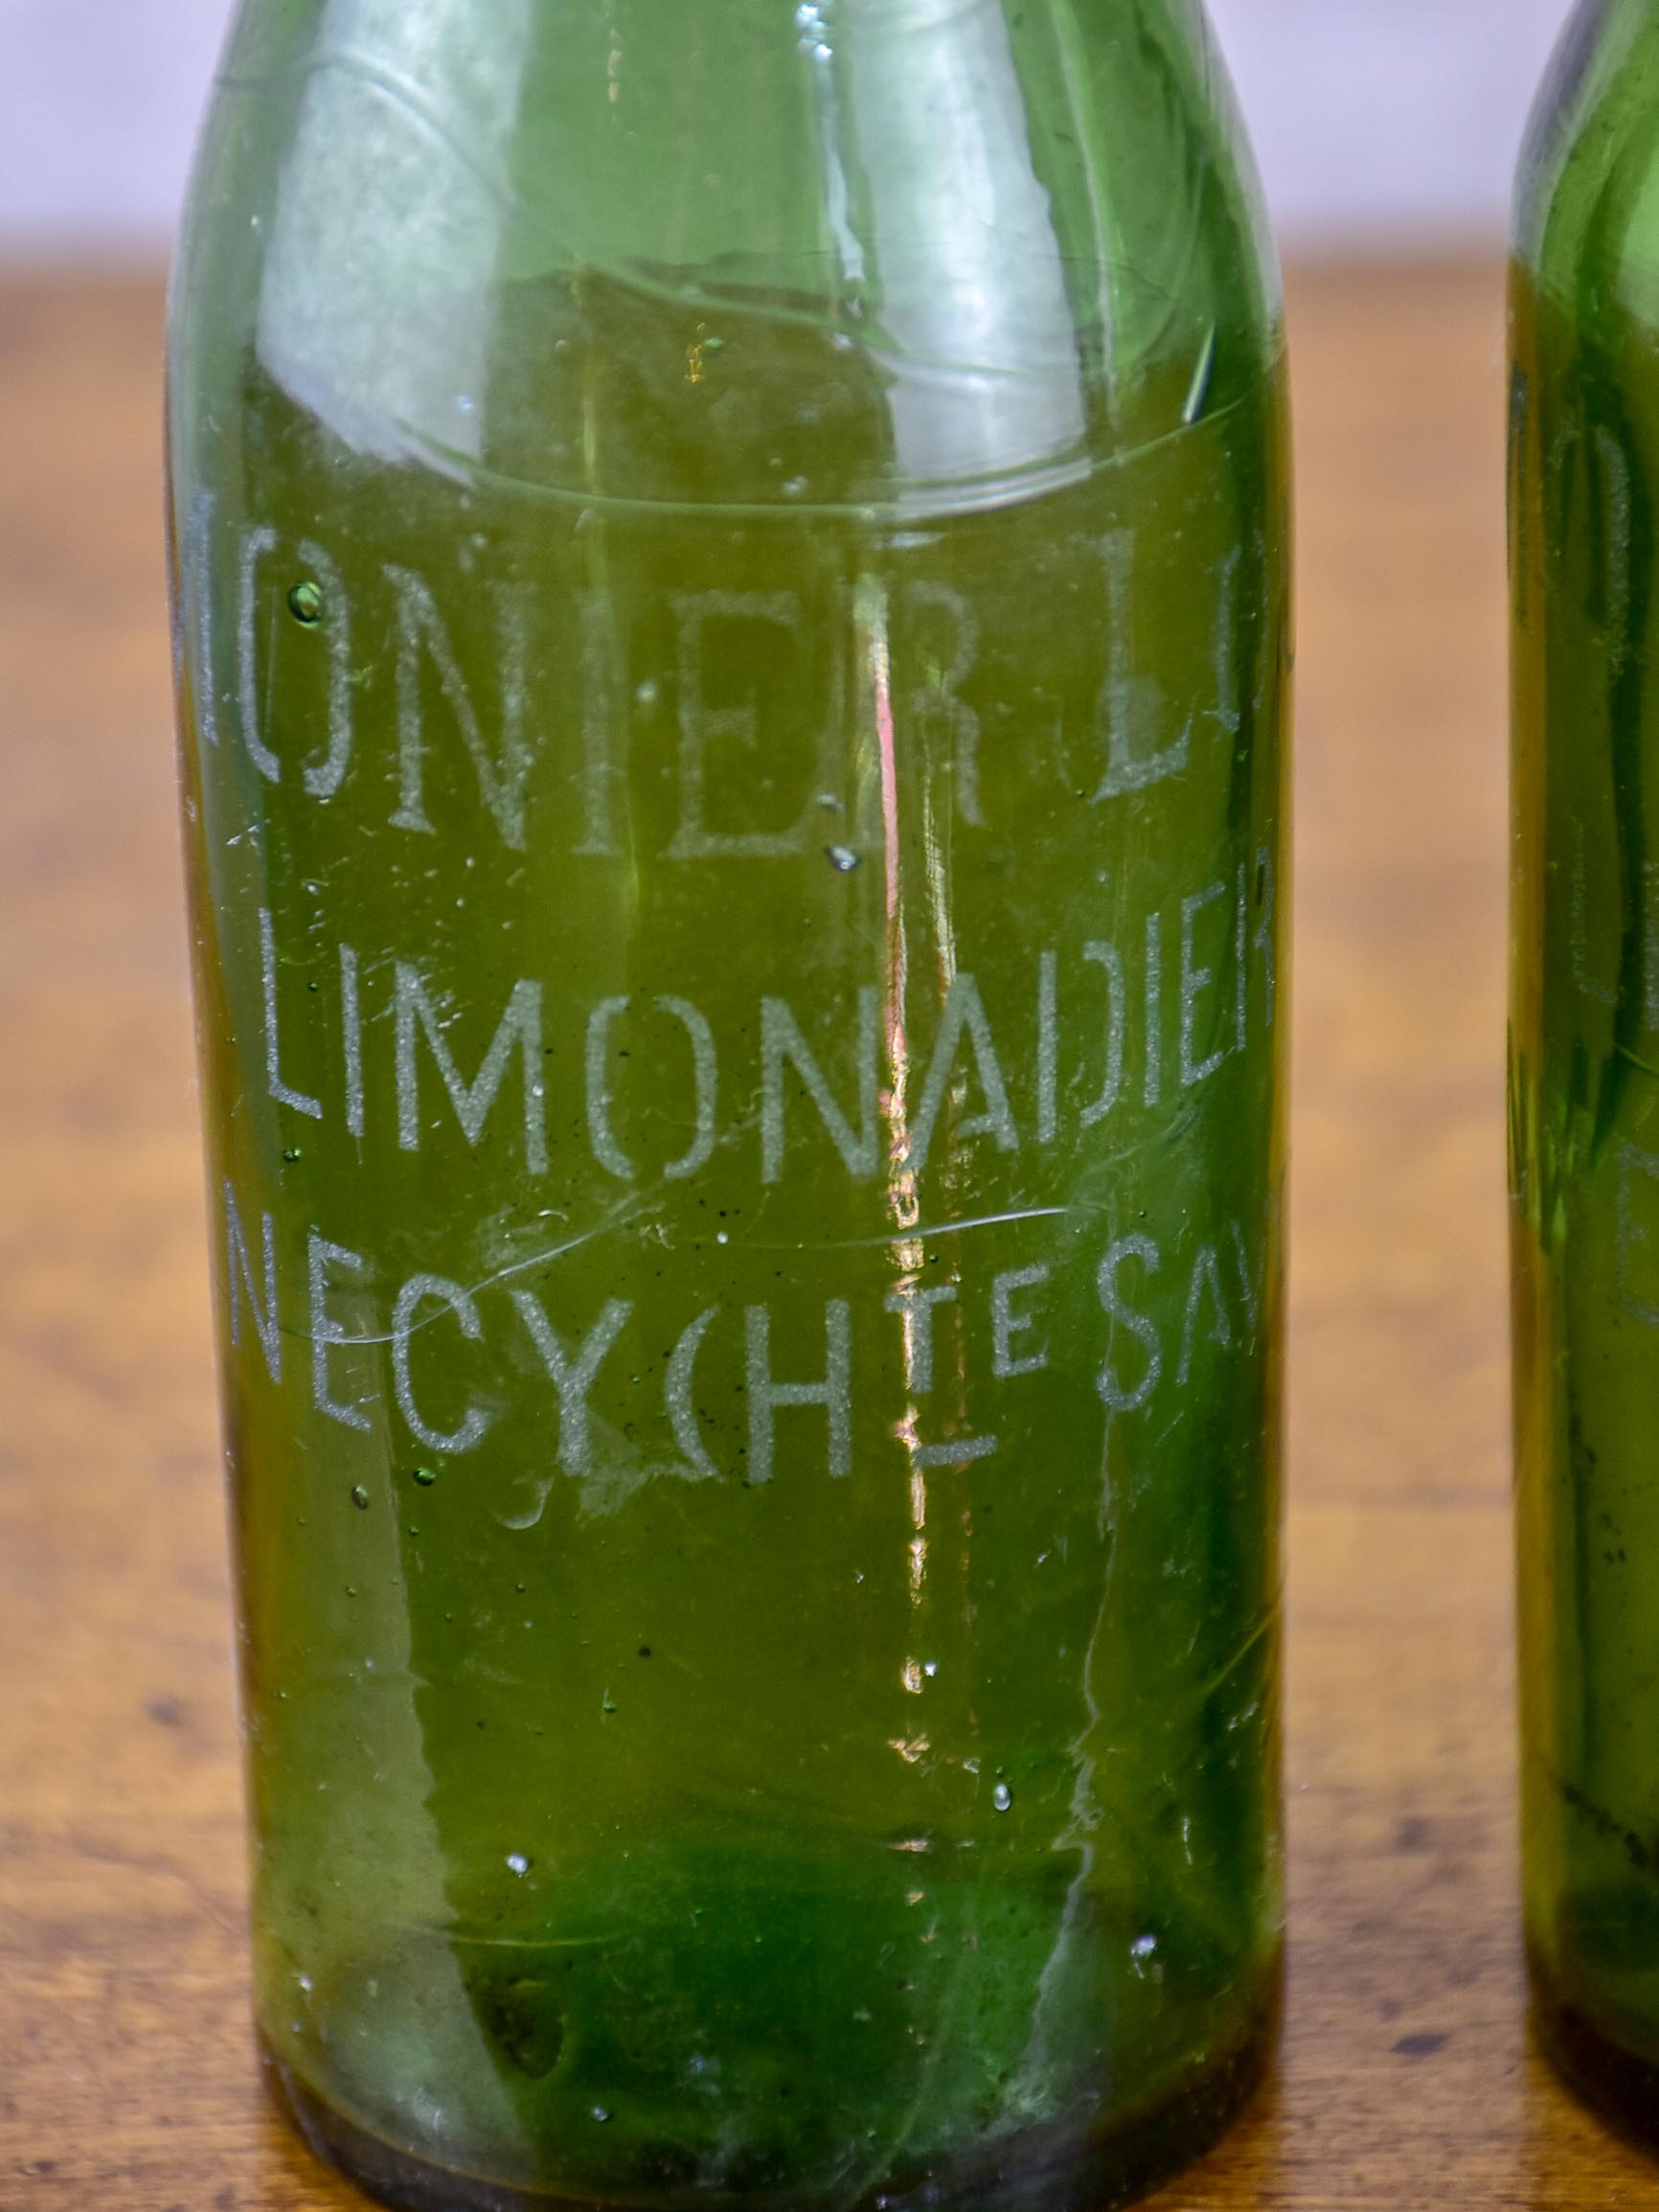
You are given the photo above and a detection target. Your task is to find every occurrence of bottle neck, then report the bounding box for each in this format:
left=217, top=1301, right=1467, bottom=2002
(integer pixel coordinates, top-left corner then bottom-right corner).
left=1515, top=0, right=1637, bottom=265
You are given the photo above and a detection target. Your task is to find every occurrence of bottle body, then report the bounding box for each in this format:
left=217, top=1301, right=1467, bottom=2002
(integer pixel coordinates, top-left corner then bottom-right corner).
left=169, top=5, right=1289, bottom=2205
left=1513, top=0, right=1659, bottom=2132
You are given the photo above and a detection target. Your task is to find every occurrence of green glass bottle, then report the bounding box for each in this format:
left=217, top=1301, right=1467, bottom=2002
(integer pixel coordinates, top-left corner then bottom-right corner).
left=168, top=5, right=1289, bottom=2206
left=1513, top=0, right=1659, bottom=2138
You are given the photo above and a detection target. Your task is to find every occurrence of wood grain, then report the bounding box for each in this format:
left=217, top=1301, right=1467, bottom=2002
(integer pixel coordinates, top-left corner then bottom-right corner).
left=1, top=261, right=1650, bottom=2210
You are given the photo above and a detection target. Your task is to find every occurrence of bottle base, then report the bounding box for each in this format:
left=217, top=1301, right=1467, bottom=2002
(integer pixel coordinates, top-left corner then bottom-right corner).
left=1531, top=1947, right=1659, bottom=2151
left=262, top=1969, right=1279, bottom=2212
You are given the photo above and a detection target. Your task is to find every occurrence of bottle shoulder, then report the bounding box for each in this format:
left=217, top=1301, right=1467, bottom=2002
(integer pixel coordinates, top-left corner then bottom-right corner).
left=1516, top=0, right=1659, bottom=351
left=172, top=0, right=1283, bottom=514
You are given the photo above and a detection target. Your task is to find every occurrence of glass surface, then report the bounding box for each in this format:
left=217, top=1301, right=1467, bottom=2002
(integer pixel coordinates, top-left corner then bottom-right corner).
left=168, top=4, right=1290, bottom=2206
left=1513, top=0, right=1659, bottom=2137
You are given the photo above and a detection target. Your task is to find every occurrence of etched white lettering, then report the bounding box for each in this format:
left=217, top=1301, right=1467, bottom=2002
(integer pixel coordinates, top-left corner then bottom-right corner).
left=665, top=1307, right=720, bottom=1479
left=395, top=966, right=547, bottom=1173
left=224, top=1181, right=281, bottom=1382
left=658, top=997, right=719, bottom=1182
left=746, top=1300, right=852, bottom=1482
left=237, top=526, right=284, bottom=783
left=340, top=943, right=365, bottom=1142
left=992, top=1263, right=1050, bottom=1380
left=1081, top=940, right=1126, bottom=1129
left=511, top=1293, right=632, bottom=1476
left=296, top=539, right=354, bottom=800
left=913, top=1435, right=998, bottom=1470
left=392, top=1274, right=491, bottom=1455
left=669, top=592, right=808, bottom=858
left=183, top=487, right=218, bottom=753
left=585, top=996, right=718, bottom=1184
left=906, top=974, right=1019, bottom=1177
left=387, top=567, right=540, bottom=851
left=884, top=1282, right=958, bottom=1396
left=585, top=998, right=634, bottom=1181
left=761, top=991, right=880, bottom=1183
left=1097, top=1237, right=1161, bottom=1413
left=308, top=1234, right=372, bottom=1432
left=1177, top=1243, right=1234, bottom=1386
left=236, top=527, right=353, bottom=792
left=1144, top=911, right=1164, bottom=1109
left=1095, top=532, right=1192, bottom=800
left=1180, top=880, right=1229, bottom=1088
left=1036, top=949, right=1059, bottom=1145
left=907, top=582, right=983, bottom=826
left=575, top=589, right=626, bottom=858
left=1234, top=864, right=1249, bottom=1055
left=261, top=907, right=323, bottom=1120
left=583, top=993, right=716, bottom=1184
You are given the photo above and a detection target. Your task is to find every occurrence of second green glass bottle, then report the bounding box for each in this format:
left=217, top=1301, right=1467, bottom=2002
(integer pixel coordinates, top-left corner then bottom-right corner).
left=1513, top=0, right=1659, bottom=2143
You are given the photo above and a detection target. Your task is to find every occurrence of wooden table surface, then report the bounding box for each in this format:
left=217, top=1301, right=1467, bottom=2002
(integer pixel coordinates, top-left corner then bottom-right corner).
left=2, top=260, right=1652, bottom=2211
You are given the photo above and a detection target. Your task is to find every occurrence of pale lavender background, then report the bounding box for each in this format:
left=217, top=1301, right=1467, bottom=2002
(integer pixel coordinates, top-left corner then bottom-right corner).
left=0, top=0, right=1579, bottom=250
